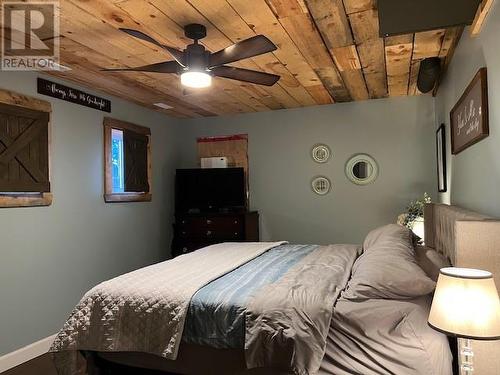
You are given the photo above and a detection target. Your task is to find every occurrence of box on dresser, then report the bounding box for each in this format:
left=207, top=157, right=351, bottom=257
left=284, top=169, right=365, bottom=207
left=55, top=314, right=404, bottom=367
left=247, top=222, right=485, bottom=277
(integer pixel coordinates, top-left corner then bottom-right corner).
left=172, top=211, right=259, bottom=257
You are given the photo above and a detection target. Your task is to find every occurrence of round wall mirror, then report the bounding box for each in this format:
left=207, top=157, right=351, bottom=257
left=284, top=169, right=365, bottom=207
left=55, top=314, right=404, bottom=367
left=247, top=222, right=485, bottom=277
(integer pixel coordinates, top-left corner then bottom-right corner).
left=345, top=154, right=378, bottom=185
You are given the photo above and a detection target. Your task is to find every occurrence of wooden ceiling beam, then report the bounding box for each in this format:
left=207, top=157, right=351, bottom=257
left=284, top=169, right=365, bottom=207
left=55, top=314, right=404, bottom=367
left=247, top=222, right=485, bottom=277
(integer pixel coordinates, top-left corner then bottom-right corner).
left=412, top=29, right=446, bottom=60
left=304, top=0, right=353, bottom=48
left=433, top=27, right=464, bottom=96
left=343, top=0, right=377, bottom=14
left=408, top=60, right=421, bottom=96
left=305, top=0, right=369, bottom=101
left=471, top=0, right=495, bottom=37
left=226, top=0, right=335, bottom=105
left=348, top=8, right=388, bottom=98
left=385, top=34, right=414, bottom=97
left=266, top=0, right=350, bottom=102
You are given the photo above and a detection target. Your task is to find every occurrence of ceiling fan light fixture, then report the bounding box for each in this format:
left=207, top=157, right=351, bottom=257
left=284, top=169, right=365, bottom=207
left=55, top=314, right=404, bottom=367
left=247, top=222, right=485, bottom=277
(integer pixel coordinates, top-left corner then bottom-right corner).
left=181, top=71, right=212, bottom=88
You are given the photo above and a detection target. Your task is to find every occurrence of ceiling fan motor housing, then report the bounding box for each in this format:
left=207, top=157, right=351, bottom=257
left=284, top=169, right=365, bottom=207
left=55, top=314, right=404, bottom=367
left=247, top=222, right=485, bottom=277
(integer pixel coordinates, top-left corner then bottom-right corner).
left=184, top=24, right=207, bottom=41
left=184, top=44, right=211, bottom=72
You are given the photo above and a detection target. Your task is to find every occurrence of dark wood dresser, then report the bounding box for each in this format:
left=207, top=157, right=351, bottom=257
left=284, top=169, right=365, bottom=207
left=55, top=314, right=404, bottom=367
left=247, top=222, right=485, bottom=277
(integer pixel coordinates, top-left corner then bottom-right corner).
left=172, top=211, right=259, bottom=257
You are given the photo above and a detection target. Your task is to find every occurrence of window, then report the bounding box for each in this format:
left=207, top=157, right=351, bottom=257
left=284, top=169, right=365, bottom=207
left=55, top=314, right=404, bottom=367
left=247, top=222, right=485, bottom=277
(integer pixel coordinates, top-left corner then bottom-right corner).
left=0, top=88, right=52, bottom=208
left=111, top=129, right=125, bottom=193
left=103, top=117, right=151, bottom=203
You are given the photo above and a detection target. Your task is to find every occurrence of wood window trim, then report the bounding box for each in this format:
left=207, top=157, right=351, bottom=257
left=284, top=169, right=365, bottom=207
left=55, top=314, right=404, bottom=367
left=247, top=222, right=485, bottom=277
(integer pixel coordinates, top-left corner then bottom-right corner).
left=0, top=88, right=52, bottom=208
left=103, top=117, right=152, bottom=203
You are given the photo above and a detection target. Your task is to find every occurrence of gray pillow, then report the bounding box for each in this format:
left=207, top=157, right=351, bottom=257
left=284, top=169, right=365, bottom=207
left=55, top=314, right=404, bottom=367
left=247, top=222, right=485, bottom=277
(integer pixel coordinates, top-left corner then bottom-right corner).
left=415, top=245, right=450, bottom=282
left=344, top=224, right=436, bottom=300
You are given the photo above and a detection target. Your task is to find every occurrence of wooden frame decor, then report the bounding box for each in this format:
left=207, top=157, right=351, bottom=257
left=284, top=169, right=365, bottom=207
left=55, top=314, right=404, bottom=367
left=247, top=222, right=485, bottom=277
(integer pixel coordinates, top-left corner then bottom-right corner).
left=0, top=88, right=52, bottom=208
left=436, top=124, right=447, bottom=193
left=103, top=117, right=152, bottom=203
left=197, top=134, right=249, bottom=206
left=450, top=68, right=489, bottom=154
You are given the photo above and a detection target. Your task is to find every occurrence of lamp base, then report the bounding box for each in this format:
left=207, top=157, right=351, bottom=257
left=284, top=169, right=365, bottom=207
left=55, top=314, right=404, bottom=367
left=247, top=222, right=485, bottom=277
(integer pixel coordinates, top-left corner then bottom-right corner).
left=460, top=338, right=474, bottom=375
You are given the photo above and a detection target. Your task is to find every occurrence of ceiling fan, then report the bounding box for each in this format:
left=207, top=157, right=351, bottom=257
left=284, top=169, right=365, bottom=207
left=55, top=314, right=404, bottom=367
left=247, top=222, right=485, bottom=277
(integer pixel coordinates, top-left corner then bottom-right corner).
left=103, top=24, right=281, bottom=88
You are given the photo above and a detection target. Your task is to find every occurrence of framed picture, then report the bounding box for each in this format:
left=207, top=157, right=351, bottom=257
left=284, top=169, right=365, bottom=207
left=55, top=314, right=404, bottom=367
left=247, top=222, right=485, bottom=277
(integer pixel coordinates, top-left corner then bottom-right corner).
left=436, top=124, right=447, bottom=193
left=450, top=67, right=489, bottom=154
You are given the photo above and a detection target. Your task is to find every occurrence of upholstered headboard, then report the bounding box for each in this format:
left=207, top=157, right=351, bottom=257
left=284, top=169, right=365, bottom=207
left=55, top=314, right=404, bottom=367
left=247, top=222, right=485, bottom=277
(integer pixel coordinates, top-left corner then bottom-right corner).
left=424, top=203, right=491, bottom=264
left=424, top=203, right=500, bottom=375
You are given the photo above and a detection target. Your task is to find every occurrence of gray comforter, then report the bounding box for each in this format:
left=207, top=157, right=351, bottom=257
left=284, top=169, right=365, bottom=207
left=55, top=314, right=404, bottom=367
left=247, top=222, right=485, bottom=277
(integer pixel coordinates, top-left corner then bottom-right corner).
left=51, top=242, right=360, bottom=375
left=245, top=244, right=360, bottom=374
left=321, top=296, right=453, bottom=375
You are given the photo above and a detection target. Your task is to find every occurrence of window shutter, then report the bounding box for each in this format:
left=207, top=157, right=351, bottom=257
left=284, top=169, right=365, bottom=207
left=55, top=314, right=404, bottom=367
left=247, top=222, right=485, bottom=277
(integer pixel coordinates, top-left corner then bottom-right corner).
left=123, top=129, right=149, bottom=193
left=0, top=103, right=50, bottom=192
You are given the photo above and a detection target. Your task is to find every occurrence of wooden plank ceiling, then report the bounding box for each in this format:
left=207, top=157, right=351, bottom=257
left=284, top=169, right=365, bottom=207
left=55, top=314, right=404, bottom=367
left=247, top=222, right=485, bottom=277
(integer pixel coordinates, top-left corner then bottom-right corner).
left=40, top=0, right=463, bottom=118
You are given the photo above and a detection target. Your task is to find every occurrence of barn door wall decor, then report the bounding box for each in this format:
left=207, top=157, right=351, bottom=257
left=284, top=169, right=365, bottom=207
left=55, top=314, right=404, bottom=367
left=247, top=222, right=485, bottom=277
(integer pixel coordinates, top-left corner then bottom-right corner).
left=124, top=129, right=149, bottom=193
left=0, top=103, right=50, bottom=192
left=0, top=88, right=52, bottom=208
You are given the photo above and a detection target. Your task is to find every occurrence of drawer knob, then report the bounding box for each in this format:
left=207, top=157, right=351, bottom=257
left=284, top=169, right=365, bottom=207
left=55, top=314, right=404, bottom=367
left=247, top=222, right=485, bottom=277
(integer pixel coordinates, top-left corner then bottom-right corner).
left=207, top=219, right=212, bottom=224
left=182, top=231, right=186, bottom=235
left=182, top=220, right=186, bottom=224
left=207, top=230, right=212, bottom=236
left=182, top=247, right=188, bottom=253
left=234, top=232, right=239, bottom=236
left=234, top=220, right=238, bottom=224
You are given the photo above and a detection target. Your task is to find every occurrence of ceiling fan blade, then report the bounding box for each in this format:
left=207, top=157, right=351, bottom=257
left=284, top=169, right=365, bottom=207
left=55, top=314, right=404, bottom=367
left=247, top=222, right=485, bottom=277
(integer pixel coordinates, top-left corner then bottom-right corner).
left=209, top=35, right=277, bottom=67
left=102, top=61, right=181, bottom=73
left=119, top=28, right=186, bottom=66
left=163, top=47, right=186, bottom=67
left=211, top=66, right=280, bottom=86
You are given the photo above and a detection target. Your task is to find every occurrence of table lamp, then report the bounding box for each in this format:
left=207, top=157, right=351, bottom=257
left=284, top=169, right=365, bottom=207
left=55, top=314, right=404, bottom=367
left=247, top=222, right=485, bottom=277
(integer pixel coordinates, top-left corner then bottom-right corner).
left=428, top=267, right=500, bottom=374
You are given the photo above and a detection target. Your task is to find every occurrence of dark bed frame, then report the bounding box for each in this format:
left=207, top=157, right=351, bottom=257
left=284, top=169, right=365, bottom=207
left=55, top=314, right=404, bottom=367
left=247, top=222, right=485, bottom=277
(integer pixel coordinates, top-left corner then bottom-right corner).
left=92, top=341, right=460, bottom=375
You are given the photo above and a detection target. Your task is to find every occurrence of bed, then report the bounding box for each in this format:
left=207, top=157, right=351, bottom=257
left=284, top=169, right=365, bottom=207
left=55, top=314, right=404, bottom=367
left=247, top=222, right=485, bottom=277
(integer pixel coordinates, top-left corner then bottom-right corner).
left=50, top=203, right=498, bottom=375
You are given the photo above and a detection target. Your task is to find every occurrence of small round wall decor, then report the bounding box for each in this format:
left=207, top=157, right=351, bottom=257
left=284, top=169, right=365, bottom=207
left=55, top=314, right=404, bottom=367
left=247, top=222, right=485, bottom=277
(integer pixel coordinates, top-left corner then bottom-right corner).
left=311, top=144, right=331, bottom=163
left=311, top=176, right=331, bottom=195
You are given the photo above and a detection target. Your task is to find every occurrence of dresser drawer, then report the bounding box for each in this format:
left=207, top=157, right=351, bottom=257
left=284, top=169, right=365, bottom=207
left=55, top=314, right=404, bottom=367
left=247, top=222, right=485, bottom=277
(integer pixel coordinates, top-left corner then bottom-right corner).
left=177, top=216, right=244, bottom=239
left=175, top=240, right=220, bottom=256
left=177, top=217, right=210, bottom=237
left=172, top=211, right=259, bottom=257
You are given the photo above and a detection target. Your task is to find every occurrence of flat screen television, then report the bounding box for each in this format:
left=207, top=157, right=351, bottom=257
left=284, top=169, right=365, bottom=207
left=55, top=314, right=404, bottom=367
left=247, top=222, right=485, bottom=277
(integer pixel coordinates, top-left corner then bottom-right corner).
left=175, top=168, right=246, bottom=213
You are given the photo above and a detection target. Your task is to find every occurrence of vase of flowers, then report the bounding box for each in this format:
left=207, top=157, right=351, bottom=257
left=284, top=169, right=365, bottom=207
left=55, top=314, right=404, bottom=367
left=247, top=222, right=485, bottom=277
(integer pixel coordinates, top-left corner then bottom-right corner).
left=398, top=193, right=431, bottom=243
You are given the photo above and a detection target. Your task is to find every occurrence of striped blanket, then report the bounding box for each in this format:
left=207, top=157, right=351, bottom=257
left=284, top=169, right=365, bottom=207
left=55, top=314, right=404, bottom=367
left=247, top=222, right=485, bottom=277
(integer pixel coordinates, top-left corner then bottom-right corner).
left=184, top=244, right=321, bottom=348
left=185, top=243, right=360, bottom=374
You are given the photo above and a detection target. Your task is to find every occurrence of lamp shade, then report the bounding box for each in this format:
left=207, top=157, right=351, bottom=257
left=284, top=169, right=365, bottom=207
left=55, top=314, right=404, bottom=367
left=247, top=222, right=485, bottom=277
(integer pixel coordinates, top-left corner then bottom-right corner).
left=429, top=267, right=500, bottom=340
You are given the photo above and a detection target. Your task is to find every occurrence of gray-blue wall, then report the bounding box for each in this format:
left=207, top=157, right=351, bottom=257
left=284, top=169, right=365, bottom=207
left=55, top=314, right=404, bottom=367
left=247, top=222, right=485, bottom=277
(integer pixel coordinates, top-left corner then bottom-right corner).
left=176, top=95, right=437, bottom=245
left=0, top=72, right=180, bottom=355
left=435, top=1, right=500, bottom=216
